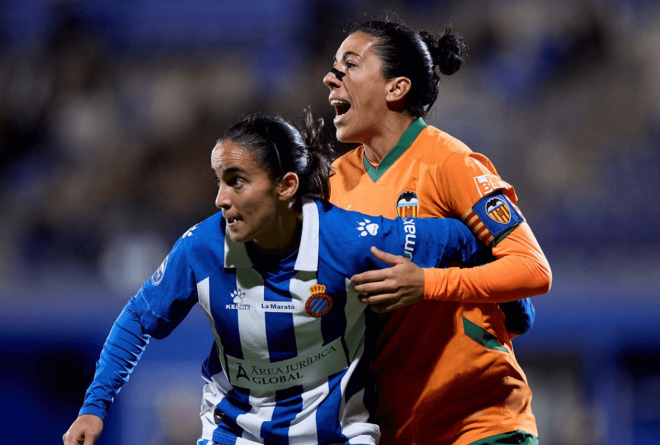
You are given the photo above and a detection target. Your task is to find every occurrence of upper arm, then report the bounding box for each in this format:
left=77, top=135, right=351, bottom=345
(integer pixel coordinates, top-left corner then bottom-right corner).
left=426, top=151, right=552, bottom=300
left=367, top=214, right=483, bottom=269
left=132, top=235, right=199, bottom=339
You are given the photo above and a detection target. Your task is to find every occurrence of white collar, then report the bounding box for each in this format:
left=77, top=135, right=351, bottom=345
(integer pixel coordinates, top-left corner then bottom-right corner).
left=223, top=198, right=319, bottom=271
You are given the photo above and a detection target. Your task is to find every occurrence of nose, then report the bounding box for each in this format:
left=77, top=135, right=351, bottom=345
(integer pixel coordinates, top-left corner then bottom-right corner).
left=215, top=184, right=231, bottom=210
left=323, top=70, right=341, bottom=89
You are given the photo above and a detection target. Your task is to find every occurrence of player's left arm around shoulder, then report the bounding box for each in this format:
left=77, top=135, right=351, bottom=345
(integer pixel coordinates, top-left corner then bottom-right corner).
left=423, top=220, right=552, bottom=303
left=421, top=150, right=552, bottom=303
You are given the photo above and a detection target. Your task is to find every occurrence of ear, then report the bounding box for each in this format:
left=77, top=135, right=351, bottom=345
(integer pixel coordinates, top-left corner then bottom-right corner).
left=278, top=172, right=299, bottom=201
left=385, top=77, right=411, bottom=104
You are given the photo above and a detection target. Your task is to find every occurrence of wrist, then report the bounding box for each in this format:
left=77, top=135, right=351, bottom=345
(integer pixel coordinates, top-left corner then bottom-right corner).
left=422, top=268, right=447, bottom=300
left=79, top=405, right=108, bottom=422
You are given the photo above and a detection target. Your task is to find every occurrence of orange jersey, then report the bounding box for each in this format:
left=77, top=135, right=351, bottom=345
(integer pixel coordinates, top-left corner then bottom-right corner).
left=329, top=119, right=551, bottom=445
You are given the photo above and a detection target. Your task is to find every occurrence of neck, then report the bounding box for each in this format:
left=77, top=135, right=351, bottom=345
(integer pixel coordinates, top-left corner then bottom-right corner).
left=362, top=113, right=415, bottom=163
left=249, top=206, right=303, bottom=260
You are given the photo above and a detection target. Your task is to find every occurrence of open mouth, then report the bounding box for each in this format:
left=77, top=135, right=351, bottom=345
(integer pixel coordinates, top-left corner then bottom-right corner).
left=224, top=215, right=241, bottom=225
left=331, top=99, right=351, bottom=117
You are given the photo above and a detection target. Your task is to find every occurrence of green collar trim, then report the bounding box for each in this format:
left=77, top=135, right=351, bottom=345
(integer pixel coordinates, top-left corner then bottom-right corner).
left=363, top=118, right=427, bottom=182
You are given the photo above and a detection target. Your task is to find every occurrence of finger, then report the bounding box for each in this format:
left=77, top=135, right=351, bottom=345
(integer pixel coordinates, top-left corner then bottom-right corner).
left=62, top=431, right=74, bottom=445
left=358, top=293, right=398, bottom=305
left=351, top=268, right=389, bottom=285
left=353, top=280, right=396, bottom=294
left=369, top=246, right=407, bottom=266
left=62, top=431, right=80, bottom=445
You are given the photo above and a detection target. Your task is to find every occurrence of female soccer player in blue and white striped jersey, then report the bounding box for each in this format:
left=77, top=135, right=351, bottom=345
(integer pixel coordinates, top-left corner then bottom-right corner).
left=63, top=110, right=486, bottom=445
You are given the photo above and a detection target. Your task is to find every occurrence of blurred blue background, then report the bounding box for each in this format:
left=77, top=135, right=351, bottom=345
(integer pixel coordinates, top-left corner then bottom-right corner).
left=1, top=0, right=659, bottom=444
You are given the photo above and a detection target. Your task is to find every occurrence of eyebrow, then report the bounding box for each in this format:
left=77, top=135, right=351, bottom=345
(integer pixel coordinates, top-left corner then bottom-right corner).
left=332, top=51, right=362, bottom=64
left=212, top=166, right=249, bottom=176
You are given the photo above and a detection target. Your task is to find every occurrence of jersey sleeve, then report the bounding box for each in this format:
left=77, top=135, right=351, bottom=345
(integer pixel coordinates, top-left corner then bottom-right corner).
left=79, top=299, right=150, bottom=421
left=420, top=151, right=552, bottom=304
left=499, top=298, right=536, bottom=335
left=439, top=151, right=518, bottom=218
left=131, top=231, right=199, bottom=339
left=78, top=228, right=201, bottom=420
left=350, top=212, right=485, bottom=271
left=423, top=223, right=552, bottom=303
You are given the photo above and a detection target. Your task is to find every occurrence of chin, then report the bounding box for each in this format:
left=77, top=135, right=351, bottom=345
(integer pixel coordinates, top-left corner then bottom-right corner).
left=227, top=231, right=248, bottom=244
left=335, top=126, right=354, bottom=144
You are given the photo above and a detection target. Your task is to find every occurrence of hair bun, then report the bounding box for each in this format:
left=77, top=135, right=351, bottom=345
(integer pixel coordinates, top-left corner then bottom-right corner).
left=420, top=27, right=466, bottom=76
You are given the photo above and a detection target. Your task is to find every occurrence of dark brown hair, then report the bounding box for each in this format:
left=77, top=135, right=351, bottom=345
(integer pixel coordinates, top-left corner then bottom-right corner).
left=218, top=108, right=335, bottom=207
left=352, top=19, right=467, bottom=118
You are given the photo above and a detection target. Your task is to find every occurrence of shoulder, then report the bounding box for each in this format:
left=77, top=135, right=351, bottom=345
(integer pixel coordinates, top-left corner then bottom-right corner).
left=315, top=199, right=384, bottom=259
left=331, top=146, right=364, bottom=176
left=170, top=211, right=225, bottom=259
left=332, top=145, right=363, bottom=166
left=315, top=199, right=360, bottom=231
left=416, top=125, right=474, bottom=160
left=181, top=211, right=223, bottom=241
left=417, top=125, right=501, bottom=179
left=421, top=125, right=503, bottom=173
left=329, top=147, right=366, bottom=206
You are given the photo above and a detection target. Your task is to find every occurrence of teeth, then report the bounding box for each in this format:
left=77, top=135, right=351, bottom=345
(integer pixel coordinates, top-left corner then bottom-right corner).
left=331, top=99, right=351, bottom=116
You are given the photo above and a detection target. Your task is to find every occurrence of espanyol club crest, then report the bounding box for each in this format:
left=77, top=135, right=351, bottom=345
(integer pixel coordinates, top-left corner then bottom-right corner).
left=396, top=191, right=418, bottom=218
left=305, top=284, right=333, bottom=317
left=486, top=196, right=512, bottom=224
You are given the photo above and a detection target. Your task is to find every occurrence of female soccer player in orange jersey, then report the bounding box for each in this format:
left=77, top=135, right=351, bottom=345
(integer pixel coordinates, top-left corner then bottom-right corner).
left=323, top=18, right=552, bottom=445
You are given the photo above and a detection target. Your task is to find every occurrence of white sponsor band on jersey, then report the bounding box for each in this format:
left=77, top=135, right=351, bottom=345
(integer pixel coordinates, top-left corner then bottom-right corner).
left=259, top=302, right=297, bottom=312
left=403, top=218, right=417, bottom=260
left=225, top=337, right=347, bottom=392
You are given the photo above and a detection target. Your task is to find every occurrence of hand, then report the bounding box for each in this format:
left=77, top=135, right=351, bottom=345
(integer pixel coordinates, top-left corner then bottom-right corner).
left=63, top=414, right=104, bottom=445
left=351, top=246, right=425, bottom=313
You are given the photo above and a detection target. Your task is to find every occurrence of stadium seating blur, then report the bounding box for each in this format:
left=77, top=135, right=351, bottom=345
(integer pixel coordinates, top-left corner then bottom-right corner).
left=1, top=1, right=658, bottom=444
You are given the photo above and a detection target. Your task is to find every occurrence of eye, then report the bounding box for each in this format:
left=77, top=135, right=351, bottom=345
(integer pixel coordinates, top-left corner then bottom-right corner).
left=228, top=177, right=245, bottom=188
left=346, top=61, right=357, bottom=69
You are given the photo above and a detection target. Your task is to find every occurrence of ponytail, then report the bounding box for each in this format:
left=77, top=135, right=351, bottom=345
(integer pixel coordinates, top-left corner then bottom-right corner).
left=420, top=27, right=466, bottom=76
left=294, top=107, right=335, bottom=203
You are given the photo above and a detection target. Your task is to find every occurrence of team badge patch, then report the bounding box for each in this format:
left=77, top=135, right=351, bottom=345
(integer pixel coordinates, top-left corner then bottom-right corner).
left=305, top=284, right=333, bottom=317
left=486, top=197, right=511, bottom=224
left=461, top=192, right=524, bottom=246
left=151, top=255, right=168, bottom=286
left=396, top=191, right=418, bottom=218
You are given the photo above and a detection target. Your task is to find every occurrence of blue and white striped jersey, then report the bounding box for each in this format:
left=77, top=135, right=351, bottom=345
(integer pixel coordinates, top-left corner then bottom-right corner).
left=82, top=199, right=483, bottom=445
